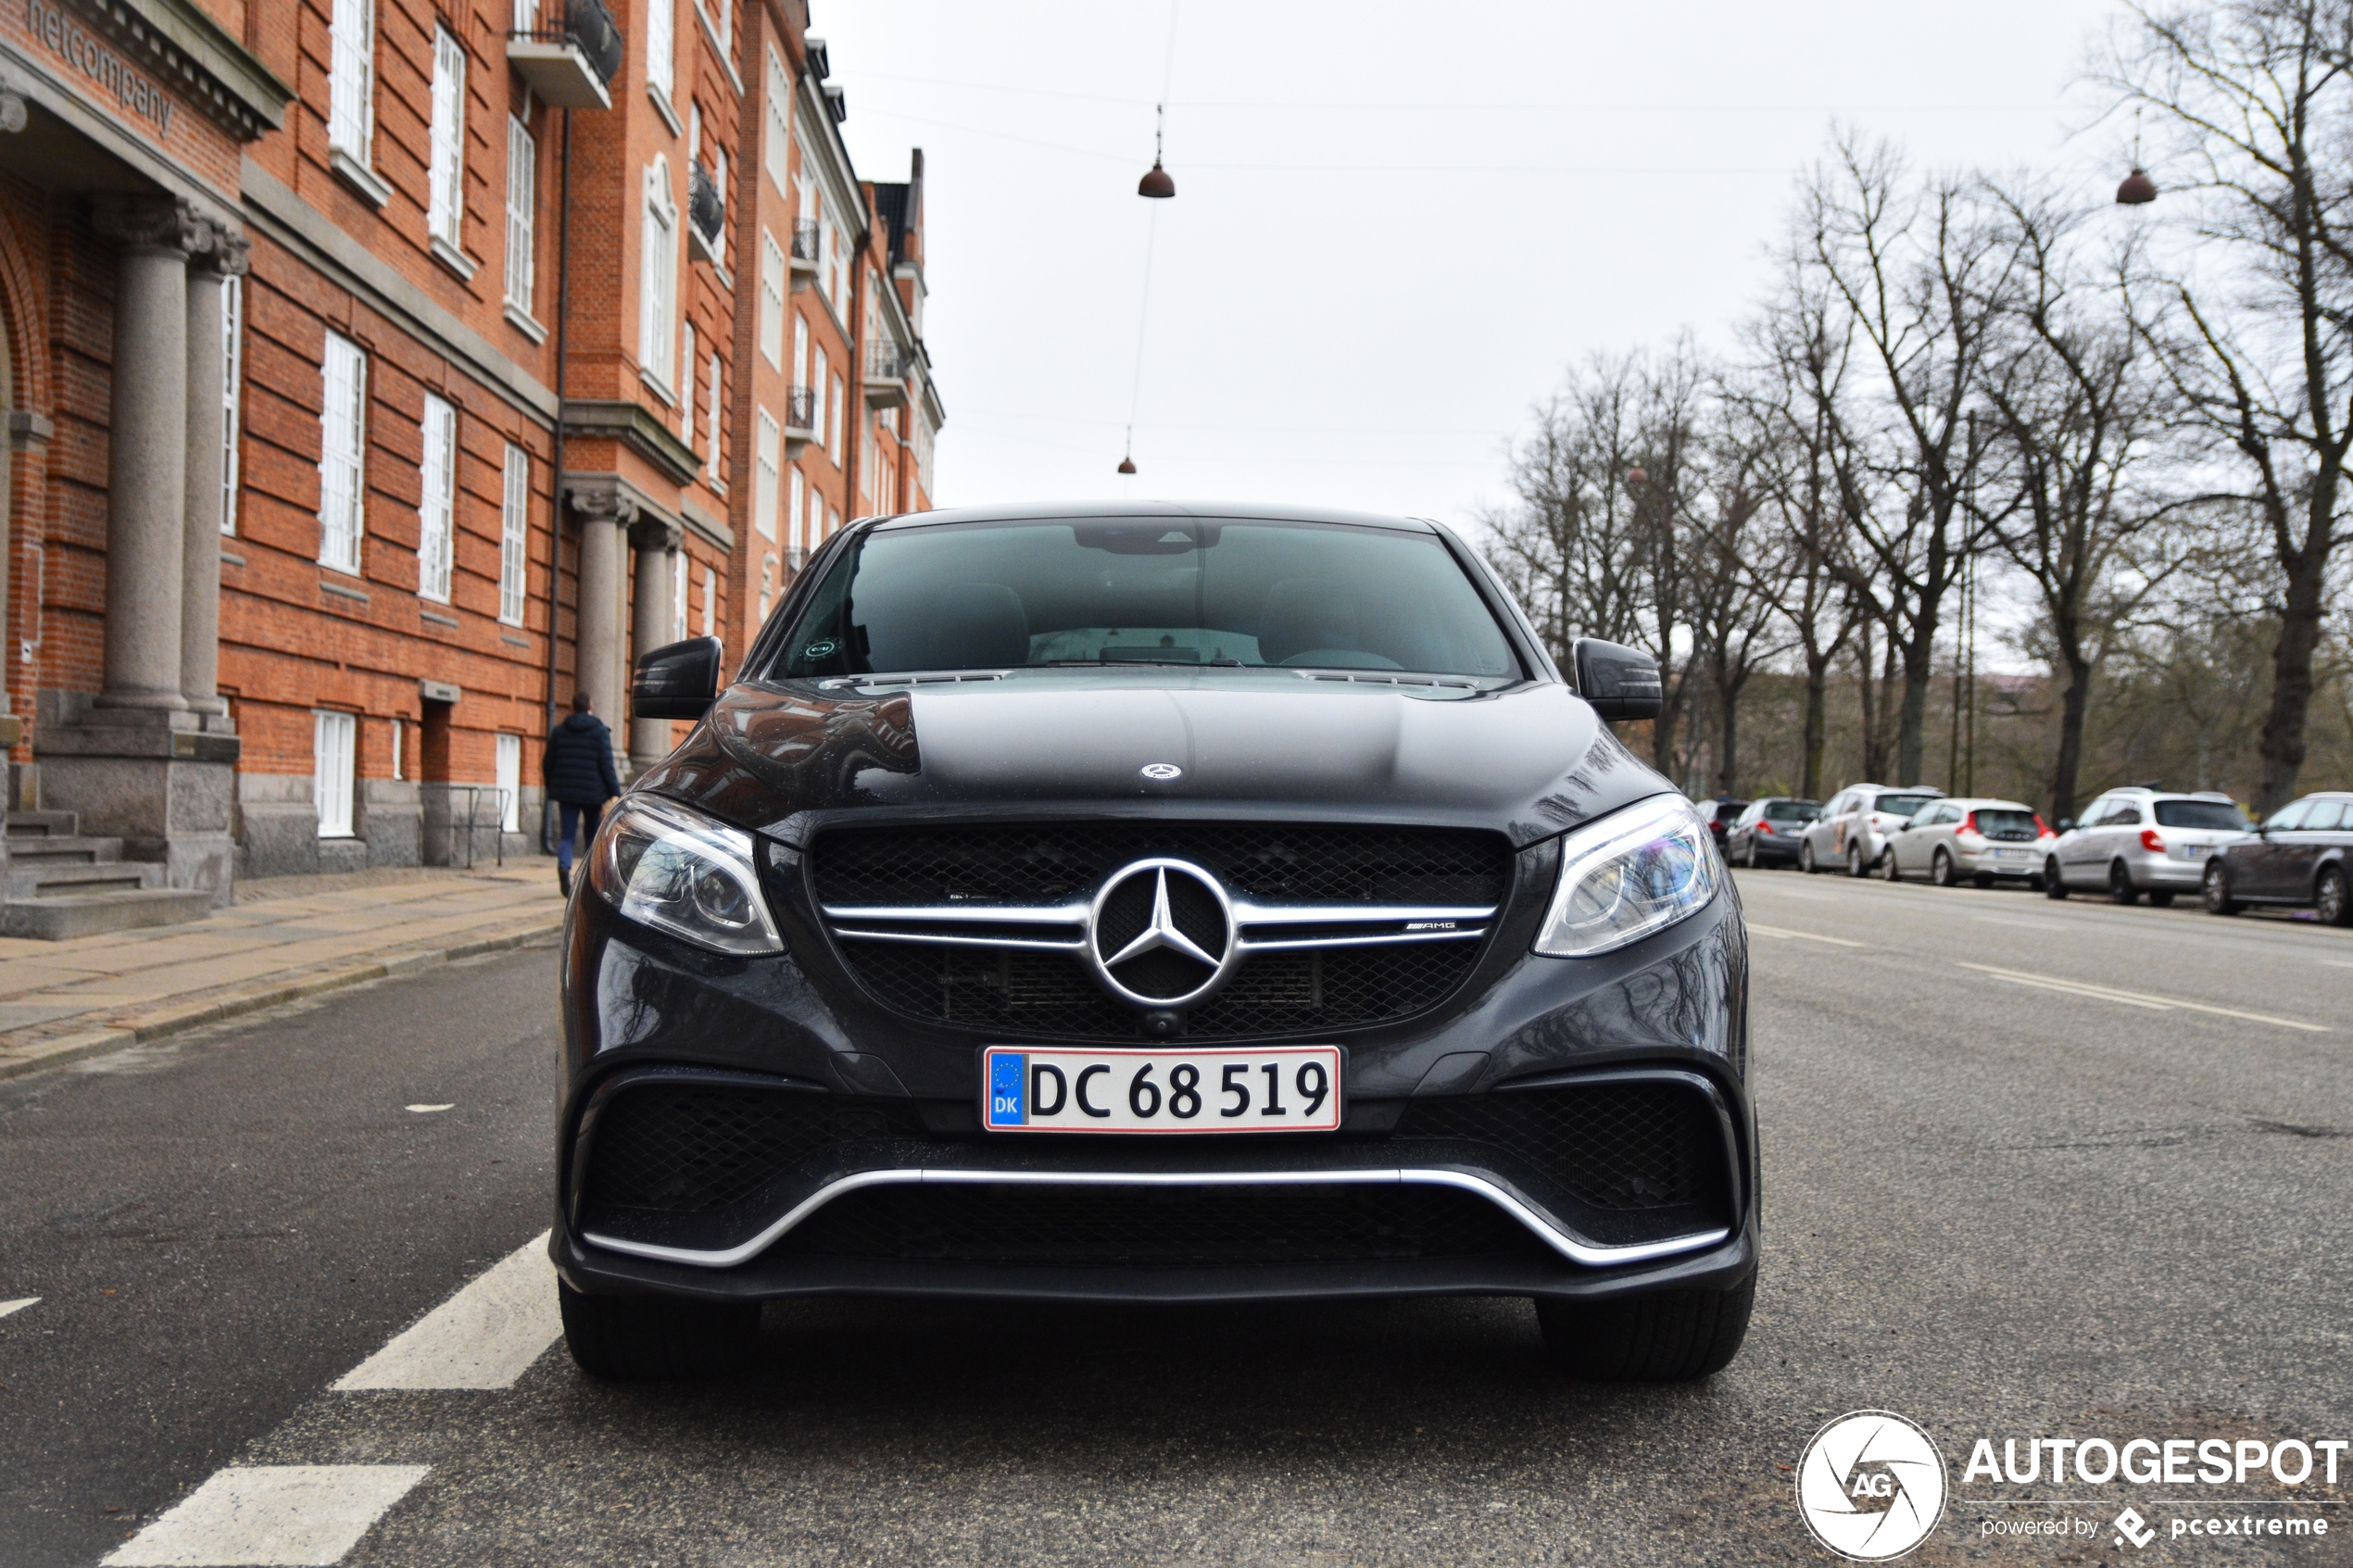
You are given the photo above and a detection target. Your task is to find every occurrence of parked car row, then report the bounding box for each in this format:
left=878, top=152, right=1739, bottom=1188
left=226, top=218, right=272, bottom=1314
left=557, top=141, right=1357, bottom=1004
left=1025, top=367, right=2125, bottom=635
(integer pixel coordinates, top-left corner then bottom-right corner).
left=1717, top=780, right=2353, bottom=926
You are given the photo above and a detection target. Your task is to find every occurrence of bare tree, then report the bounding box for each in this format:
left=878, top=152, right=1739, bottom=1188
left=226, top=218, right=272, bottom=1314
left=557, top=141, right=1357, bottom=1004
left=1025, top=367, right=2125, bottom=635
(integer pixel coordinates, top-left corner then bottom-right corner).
left=1974, top=182, right=2191, bottom=822
left=1798, top=134, right=2018, bottom=786
left=2096, top=0, right=2353, bottom=812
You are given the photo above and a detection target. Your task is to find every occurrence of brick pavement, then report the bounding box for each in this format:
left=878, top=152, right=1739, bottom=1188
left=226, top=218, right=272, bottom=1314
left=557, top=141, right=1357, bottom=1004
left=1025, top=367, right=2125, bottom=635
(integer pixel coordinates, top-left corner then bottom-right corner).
left=0, top=865, right=566, bottom=1080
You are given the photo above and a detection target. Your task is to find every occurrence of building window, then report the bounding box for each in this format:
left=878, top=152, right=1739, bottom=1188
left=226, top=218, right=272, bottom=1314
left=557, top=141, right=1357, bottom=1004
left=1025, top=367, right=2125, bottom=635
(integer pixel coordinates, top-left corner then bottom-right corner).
left=794, top=316, right=810, bottom=402
left=710, top=148, right=728, bottom=266
left=787, top=466, right=804, bottom=563
left=715, top=0, right=731, bottom=59
left=759, top=232, right=786, bottom=367
left=705, top=352, right=723, bottom=483
left=220, top=273, right=242, bottom=536
left=647, top=0, right=674, bottom=106
left=764, top=44, right=790, bottom=192
left=640, top=159, right=678, bottom=395
left=505, top=115, right=536, bottom=315
left=755, top=408, right=779, bottom=541
left=328, top=0, right=374, bottom=164
left=315, top=711, right=357, bottom=838
left=701, top=563, right=715, bottom=637
left=828, top=372, right=843, bottom=457
left=428, top=28, right=466, bottom=250
left=496, top=733, right=521, bottom=834
left=680, top=320, right=695, bottom=445
left=672, top=551, right=687, bottom=641
left=418, top=393, right=456, bottom=603
left=391, top=717, right=403, bottom=781
left=318, top=332, right=368, bottom=575
left=812, top=343, right=828, bottom=442
left=499, top=442, right=529, bottom=626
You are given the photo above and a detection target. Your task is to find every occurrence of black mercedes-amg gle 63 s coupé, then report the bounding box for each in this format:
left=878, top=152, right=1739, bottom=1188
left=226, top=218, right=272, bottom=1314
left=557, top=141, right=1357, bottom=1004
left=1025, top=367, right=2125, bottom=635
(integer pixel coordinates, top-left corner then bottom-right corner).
left=554, top=502, right=1754, bottom=1382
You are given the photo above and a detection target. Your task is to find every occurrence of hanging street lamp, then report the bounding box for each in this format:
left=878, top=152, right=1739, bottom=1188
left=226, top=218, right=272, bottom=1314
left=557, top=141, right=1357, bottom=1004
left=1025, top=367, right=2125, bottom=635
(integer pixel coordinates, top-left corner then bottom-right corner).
left=2115, top=167, right=2157, bottom=205
left=1139, top=104, right=1176, bottom=198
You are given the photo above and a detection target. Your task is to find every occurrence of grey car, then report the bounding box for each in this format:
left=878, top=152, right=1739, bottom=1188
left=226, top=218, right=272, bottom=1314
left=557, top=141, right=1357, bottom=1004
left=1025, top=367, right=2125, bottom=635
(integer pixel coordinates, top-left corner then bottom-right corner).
left=1798, top=784, right=1944, bottom=876
left=1724, top=797, right=1821, bottom=868
left=1881, top=797, right=2051, bottom=887
left=2204, top=791, right=2353, bottom=923
left=2045, top=788, right=2252, bottom=906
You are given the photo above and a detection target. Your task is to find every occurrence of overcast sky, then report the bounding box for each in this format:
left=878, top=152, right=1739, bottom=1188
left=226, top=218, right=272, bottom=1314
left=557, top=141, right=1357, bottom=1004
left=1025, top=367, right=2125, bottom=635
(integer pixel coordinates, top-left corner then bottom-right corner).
left=817, top=0, right=2132, bottom=530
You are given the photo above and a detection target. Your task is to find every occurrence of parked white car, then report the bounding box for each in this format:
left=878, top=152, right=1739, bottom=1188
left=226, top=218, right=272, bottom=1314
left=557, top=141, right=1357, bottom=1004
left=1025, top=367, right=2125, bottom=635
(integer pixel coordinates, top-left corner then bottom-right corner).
left=2045, top=788, right=2253, bottom=905
left=1798, top=783, right=1945, bottom=876
left=1881, top=797, right=2053, bottom=887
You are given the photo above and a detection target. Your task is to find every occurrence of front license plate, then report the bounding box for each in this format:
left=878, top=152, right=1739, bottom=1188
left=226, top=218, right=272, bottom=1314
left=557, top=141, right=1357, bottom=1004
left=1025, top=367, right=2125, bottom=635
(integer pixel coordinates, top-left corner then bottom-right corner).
left=983, top=1045, right=1344, bottom=1134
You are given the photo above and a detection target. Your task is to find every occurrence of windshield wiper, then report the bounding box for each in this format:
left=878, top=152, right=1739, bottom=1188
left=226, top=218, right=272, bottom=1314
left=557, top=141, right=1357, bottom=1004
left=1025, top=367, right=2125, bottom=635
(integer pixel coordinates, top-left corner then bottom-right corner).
left=1034, top=658, right=1242, bottom=669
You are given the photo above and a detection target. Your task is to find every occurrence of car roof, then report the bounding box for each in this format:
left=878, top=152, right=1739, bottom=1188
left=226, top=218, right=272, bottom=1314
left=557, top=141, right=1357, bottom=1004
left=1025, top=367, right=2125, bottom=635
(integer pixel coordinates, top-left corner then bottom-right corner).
left=2100, top=786, right=2238, bottom=801
left=865, top=500, right=1441, bottom=534
left=1943, top=797, right=2034, bottom=810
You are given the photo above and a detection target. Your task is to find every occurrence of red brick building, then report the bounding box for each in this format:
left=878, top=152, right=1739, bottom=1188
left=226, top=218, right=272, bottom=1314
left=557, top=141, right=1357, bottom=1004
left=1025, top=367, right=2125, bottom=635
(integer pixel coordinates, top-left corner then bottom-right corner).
left=0, top=0, right=939, bottom=930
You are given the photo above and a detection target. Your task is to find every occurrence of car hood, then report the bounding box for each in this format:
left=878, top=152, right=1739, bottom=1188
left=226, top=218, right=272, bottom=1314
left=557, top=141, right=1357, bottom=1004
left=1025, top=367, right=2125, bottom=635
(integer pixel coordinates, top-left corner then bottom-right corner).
left=634, top=670, right=1672, bottom=847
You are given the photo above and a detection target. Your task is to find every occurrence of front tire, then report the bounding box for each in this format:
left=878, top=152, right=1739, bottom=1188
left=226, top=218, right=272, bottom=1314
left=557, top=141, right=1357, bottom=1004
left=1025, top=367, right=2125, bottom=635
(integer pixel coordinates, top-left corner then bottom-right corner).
left=2203, top=860, right=2241, bottom=916
left=559, top=1282, right=761, bottom=1382
left=2319, top=865, right=2352, bottom=926
left=1932, top=847, right=1958, bottom=887
left=2108, top=860, right=2140, bottom=906
left=1536, top=1276, right=1755, bottom=1383
left=1745, top=836, right=1760, bottom=869
left=1847, top=844, right=1868, bottom=878
left=1882, top=845, right=1903, bottom=882
left=2045, top=858, right=2068, bottom=899
left=1799, top=842, right=1818, bottom=875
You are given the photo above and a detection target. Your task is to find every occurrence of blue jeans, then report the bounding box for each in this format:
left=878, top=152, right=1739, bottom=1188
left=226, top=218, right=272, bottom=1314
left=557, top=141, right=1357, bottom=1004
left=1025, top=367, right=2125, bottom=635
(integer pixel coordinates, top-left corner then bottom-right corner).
left=558, top=801, right=604, bottom=873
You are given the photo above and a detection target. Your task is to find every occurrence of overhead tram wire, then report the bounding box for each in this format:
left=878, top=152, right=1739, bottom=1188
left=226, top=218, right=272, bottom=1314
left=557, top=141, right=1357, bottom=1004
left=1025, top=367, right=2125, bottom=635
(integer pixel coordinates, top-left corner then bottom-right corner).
left=1120, top=1, right=1181, bottom=479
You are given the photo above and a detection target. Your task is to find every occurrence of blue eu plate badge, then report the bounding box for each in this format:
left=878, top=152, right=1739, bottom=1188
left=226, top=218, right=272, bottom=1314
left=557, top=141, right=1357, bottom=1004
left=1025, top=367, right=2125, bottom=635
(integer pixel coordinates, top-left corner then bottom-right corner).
left=988, top=1050, right=1027, bottom=1127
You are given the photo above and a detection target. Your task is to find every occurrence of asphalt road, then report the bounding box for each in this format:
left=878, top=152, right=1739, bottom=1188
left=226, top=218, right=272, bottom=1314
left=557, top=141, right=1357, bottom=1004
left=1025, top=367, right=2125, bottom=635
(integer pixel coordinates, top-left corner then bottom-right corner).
left=5, top=874, right=2351, bottom=1566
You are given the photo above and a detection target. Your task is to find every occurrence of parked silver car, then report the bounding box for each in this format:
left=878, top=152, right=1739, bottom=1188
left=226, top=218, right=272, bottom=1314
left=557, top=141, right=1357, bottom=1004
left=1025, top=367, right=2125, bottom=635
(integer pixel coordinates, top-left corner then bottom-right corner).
left=1798, top=783, right=1945, bottom=876
left=2044, top=788, right=2252, bottom=905
left=1881, top=797, right=2052, bottom=887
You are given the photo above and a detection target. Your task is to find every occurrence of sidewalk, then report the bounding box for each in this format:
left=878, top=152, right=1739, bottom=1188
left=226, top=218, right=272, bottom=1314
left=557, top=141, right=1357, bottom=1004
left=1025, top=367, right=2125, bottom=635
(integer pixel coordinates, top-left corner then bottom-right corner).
left=0, top=864, right=566, bottom=1081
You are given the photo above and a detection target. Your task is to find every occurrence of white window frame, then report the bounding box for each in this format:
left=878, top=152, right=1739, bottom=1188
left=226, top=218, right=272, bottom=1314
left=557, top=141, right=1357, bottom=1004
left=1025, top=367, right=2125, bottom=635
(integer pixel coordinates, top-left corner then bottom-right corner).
left=794, top=316, right=810, bottom=400
left=710, top=148, right=728, bottom=266
left=496, top=733, right=522, bottom=834
left=417, top=393, right=457, bottom=603
left=764, top=45, right=791, bottom=193
left=505, top=114, right=536, bottom=316
left=646, top=0, right=674, bottom=107
left=755, top=408, right=779, bottom=541
left=499, top=442, right=529, bottom=626
left=679, top=320, right=696, bottom=445
left=390, top=717, right=403, bottom=782
left=315, top=711, right=357, bottom=838
left=700, top=563, right=716, bottom=637
left=640, top=158, right=679, bottom=396
left=318, top=332, right=368, bottom=575
left=787, top=466, right=804, bottom=561
left=705, top=351, right=723, bottom=483
left=759, top=231, right=785, bottom=367
left=220, top=273, right=242, bottom=536
left=828, top=371, right=843, bottom=457
left=812, top=343, right=828, bottom=440
left=328, top=0, right=375, bottom=164
left=672, top=550, right=687, bottom=642
left=427, top=27, right=467, bottom=250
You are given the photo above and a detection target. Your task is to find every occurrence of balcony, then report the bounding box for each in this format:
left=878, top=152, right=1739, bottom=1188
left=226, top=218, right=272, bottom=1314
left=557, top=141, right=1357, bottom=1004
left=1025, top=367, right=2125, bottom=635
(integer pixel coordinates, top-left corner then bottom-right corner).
left=864, top=341, right=912, bottom=408
left=788, top=219, right=820, bottom=280
left=687, top=159, right=725, bottom=264
left=507, top=0, right=623, bottom=109
left=783, top=385, right=817, bottom=455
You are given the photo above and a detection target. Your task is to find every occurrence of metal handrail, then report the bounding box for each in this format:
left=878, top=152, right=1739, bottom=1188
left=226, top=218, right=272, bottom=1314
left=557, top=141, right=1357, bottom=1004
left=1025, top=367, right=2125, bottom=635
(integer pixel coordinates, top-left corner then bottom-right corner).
left=785, top=384, right=818, bottom=433
left=509, top=0, right=622, bottom=85
left=789, top=219, right=820, bottom=262
left=867, top=341, right=912, bottom=382
left=688, top=159, right=724, bottom=247
left=433, top=785, right=512, bottom=870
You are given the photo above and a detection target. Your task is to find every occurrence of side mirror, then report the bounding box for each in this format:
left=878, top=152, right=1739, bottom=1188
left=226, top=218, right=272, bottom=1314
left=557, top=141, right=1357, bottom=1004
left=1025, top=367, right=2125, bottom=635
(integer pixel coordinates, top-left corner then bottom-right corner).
left=633, top=635, right=724, bottom=721
left=1570, top=637, right=1663, bottom=721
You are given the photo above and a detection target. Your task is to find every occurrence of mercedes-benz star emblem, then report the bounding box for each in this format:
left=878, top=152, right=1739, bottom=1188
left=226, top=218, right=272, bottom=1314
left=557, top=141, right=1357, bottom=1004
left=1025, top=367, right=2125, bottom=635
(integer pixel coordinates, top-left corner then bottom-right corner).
left=1085, top=858, right=1238, bottom=1009
left=1139, top=762, right=1183, bottom=781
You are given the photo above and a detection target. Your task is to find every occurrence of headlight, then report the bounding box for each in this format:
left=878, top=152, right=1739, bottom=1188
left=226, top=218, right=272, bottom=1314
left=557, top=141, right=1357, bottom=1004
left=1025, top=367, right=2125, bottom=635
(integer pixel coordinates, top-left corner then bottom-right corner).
left=1533, top=793, right=1721, bottom=957
left=586, top=796, right=784, bottom=956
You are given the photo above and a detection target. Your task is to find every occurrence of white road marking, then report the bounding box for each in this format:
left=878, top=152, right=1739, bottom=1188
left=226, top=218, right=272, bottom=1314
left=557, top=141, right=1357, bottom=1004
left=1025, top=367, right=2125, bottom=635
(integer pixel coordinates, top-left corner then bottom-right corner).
left=1972, top=915, right=2068, bottom=931
left=1956, top=963, right=2329, bottom=1031
left=2322, top=960, right=2353, bottom=970
left=0, top=1296, right=38, bottom=1319
left=403, top=1104, right=453, bottom=1113
left=1746, top=922, right=1866, bottom=947
left=333, top=1233, right=560, bottom=1391
left=104, top=1465, right=428, bottom=1566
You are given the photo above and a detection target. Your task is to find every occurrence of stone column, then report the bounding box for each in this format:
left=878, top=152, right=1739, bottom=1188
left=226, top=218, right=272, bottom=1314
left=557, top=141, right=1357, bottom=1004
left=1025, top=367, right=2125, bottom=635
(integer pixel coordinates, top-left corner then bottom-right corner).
left=181, top=222, right=246, bottom=721
left=90, top=194, right=201, bottom=713
left=629, top=517, right=684, bottom=769
left=567, top=478, right=631, bottom=748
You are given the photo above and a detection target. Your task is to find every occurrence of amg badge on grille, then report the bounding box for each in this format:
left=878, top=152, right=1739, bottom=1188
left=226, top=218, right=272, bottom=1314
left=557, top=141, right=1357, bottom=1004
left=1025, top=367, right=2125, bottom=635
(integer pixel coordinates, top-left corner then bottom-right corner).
left=1086, top=859, right=1237, bottom=1008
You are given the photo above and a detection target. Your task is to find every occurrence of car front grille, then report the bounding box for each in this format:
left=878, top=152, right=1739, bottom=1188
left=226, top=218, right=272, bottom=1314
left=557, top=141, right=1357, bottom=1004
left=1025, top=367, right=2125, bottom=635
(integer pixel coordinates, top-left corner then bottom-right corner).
left=1392, top=1080, right=1731, bottom=1219
left=776, top=1181, right=1549, bottom=1267
left=580, top=1084, right=925, bottom=1221
left=810, top=822, right=1513, bottom=1040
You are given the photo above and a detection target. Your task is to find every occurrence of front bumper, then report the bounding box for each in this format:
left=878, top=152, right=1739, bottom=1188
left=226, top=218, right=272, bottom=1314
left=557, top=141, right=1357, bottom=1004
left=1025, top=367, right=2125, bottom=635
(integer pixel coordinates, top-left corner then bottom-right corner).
left=553, top=833, right=1755, bottom=1306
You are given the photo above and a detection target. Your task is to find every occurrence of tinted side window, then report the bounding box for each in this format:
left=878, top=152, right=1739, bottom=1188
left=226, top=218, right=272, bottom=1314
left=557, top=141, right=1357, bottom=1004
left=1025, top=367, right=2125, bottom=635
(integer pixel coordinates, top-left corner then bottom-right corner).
left=2264, top=801, right=2309, bottom=831
left=2304, top=802, right=2347, bottom=831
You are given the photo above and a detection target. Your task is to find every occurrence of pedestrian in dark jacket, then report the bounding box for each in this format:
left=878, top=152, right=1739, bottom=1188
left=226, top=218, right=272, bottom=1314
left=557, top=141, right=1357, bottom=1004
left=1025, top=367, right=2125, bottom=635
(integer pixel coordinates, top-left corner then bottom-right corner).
left=545, top=691, right=622, bottom=896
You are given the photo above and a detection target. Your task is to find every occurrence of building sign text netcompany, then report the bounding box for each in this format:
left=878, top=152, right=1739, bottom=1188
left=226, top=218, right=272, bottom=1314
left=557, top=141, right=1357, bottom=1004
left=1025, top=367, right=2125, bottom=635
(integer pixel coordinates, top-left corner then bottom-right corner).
left=24, top=0, right=174, bottom=137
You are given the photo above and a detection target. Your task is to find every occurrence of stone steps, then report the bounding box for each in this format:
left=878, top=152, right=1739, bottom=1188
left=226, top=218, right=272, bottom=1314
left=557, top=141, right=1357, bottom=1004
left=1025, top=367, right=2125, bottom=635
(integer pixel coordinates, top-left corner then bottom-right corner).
left=2, top=808, right=214, bottom=939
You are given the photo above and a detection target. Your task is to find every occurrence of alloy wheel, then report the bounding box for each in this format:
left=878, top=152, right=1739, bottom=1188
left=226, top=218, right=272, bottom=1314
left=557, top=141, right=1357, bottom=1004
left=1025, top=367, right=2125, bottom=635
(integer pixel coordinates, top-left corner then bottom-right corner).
left=2320, top=867, right=2351, bottom=926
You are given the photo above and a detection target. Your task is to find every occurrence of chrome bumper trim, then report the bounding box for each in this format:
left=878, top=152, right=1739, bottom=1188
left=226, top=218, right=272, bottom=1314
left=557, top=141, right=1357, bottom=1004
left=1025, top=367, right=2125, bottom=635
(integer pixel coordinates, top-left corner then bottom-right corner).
left=582, top=1167, right=1731, bottom=1273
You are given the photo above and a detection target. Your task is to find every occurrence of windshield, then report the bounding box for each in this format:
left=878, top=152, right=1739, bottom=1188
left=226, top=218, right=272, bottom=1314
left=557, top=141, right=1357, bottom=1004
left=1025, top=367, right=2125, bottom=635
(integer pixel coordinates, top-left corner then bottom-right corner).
left=2153, top=800, right=2249, bottom=831
left=767, top=518, right=1523, bottom=680
left=1875, top=794, right=1936, bottom=818
left=1764, top=801, right=1820, bottom=822
left=1973, top=809, right=2038, bottom=838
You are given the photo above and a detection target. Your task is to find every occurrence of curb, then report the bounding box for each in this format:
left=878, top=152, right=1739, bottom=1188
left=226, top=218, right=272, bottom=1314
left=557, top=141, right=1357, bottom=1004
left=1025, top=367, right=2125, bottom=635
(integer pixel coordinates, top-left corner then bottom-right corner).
left=0, top=917, right=564, bottom=1083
